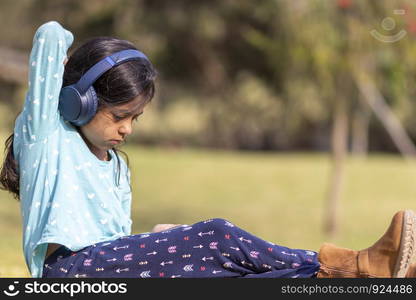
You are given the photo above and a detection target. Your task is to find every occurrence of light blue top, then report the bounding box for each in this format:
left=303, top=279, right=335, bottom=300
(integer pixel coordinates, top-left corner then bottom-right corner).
left=13, top=21, right=133, bottom=278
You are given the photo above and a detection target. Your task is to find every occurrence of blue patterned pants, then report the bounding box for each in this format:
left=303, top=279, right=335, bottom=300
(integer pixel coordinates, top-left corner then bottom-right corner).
left=42, top=218, right=320, bottom=278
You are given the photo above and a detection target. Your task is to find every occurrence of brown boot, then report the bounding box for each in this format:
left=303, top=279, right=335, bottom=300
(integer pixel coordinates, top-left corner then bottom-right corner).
left=406, top=263, right=416, bottom=277
left=317, top=210, right=416, bottom=278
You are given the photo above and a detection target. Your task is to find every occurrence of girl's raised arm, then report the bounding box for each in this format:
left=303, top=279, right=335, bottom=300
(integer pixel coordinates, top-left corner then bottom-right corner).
left=22, top=21, right=73, bottom=141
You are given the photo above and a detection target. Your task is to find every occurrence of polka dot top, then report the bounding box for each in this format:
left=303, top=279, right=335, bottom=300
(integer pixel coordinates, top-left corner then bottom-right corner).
left=13, top=21, right=133, bottom=278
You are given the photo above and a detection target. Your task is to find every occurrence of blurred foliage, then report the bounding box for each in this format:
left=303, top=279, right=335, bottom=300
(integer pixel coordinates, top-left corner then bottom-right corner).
left=1, top=0, right=416, bottom=151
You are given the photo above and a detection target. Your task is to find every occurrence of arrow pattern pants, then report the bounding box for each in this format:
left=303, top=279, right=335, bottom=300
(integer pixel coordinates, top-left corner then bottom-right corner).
left=42, top=218, right=320, bottom=278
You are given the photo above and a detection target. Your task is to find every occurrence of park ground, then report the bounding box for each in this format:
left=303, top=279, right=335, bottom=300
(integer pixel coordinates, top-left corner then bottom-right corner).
left=1, top=146, right=415, bottom=277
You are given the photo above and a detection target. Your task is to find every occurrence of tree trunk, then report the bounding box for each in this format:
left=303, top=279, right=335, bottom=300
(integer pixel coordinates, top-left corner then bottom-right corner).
left=351, top=99, right=371, bottom=157
left=352, top=66, right=416, bottom=159
left=325, top=95, right=348, bottom=238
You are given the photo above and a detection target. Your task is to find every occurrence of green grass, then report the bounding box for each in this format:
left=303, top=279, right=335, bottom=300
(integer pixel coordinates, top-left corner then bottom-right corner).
left=1, top=146, right=416, bottom=277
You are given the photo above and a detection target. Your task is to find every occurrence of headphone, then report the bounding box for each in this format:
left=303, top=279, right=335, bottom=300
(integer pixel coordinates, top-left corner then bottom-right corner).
left=59, top=49, right=149, bottom=126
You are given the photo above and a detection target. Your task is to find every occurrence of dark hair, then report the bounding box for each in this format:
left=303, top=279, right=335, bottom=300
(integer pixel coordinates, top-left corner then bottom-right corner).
left=0, top=37, right=157, bottom=200
left=63, top=37, right=156, bottom=108
left=0, top=134, right=19, bottom=200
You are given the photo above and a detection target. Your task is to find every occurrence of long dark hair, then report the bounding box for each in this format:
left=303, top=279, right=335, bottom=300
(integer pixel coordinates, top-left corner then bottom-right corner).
left=0, top=36, right=157, bottom=200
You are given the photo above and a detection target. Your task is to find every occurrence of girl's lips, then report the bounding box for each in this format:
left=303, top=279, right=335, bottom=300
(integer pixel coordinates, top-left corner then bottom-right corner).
left=109, top=140, right=122, bottom=145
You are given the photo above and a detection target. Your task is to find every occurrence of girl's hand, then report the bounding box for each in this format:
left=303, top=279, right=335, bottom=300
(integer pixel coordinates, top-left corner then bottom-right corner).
left=151, top=223, right=181, bottom=232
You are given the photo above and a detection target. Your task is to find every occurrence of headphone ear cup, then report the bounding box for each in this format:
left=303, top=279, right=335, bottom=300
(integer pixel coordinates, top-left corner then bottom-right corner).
left=81, top=86, right=98, bottom=125
left=59, top=85, right=83, bottom=123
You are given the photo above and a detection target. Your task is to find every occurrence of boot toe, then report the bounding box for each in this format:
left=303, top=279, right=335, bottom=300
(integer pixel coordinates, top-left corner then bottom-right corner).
left=393, top=210, right=416, bottom=277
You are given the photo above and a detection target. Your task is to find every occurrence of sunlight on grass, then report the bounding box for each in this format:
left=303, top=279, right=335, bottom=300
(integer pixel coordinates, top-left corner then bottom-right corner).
left=1, top=146, right=416, bottom=277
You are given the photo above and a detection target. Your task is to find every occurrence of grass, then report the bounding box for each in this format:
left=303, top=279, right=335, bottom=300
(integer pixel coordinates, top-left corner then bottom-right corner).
left=1, top=145, right=416, bottom=277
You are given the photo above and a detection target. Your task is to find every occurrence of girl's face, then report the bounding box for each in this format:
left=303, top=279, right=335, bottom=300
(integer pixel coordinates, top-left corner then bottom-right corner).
left=79, top=97, right=144, bottom=160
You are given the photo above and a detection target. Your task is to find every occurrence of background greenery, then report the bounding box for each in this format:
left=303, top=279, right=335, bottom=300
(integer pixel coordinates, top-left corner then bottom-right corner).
left=1, top=0, right=416, bottom=277
left=2, top=0, right=416, bottom=151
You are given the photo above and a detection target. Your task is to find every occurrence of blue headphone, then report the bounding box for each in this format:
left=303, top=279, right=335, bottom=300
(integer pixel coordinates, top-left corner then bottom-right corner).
left=59, top=49, right=149, bottom=126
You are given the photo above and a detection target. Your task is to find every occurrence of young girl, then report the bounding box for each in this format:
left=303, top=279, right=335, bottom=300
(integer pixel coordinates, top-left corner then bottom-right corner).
left=0, top=21, right=415, bottom=278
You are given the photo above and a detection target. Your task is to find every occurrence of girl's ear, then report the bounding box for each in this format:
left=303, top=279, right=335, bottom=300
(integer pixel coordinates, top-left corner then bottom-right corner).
left=64, top=58, right=68, bottom=66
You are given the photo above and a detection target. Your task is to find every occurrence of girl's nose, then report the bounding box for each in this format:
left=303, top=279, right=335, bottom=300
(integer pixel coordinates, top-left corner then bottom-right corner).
left=119, top=121, right=133, bottom=136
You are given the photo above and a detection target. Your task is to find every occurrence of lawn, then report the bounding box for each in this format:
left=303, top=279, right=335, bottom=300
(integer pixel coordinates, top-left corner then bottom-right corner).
left=1, top=145, right=416, bottom=277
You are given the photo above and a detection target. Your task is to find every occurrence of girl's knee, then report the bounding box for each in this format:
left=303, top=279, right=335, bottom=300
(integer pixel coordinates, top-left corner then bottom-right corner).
left=194, top=218, right=235, bottom=233
left=210, top=217, right=229, bottom=224
left=206, top=218, right=233, bottom=231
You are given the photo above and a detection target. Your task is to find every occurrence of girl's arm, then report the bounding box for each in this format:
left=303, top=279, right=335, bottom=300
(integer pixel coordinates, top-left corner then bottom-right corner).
left=22, top=21, right=73, bottom=141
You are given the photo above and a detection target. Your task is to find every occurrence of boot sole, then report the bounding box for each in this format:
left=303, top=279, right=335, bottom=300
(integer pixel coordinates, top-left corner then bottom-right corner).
left=394, top=210, right=416, bottom=277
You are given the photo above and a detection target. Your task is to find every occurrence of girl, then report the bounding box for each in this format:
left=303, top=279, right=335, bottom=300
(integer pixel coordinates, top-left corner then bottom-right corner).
left=0, top=21, right=415, bottom=278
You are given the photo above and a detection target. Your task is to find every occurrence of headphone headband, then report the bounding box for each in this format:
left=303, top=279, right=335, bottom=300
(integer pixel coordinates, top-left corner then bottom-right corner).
left=75, top=49, right=148, bottom=93
left=59, top=48, right=150, bottom=126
